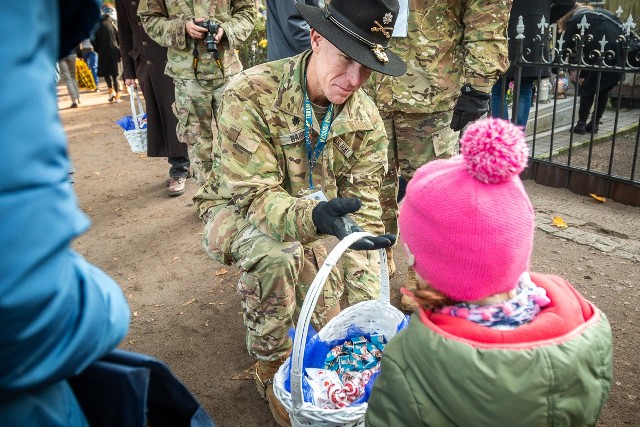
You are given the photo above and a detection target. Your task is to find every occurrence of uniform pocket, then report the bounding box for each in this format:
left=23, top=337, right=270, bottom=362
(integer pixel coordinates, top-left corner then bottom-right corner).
left=203, top=206, right=249, bottom=265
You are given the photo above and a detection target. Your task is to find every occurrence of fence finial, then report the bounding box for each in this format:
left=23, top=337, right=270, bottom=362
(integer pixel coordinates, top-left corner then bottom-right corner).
left=623, top=15, right=636, bottom=37
left=599, top=34, right=608, bottom=52
left=537, top=16, right=549, bottom=36
left=615, top=6, right=624, bottom=18
left=578, top=15, right=590, bottom=36
left=516, top=16, right=525, bottom=39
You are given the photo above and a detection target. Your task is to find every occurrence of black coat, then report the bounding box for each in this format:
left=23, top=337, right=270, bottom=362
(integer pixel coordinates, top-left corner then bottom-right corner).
left=504, top=0, right=552, bottom=80
left=562, top=9, right=624, bottom=96
left=93, top=15, right=121, bottom=77
left=114, top=0, right=187, bottom=159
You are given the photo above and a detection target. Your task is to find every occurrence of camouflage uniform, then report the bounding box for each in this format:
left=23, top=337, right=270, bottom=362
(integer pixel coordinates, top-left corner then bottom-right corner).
left=194, top=51, right=388, bottom=361
left=367, top=0, right=511, bottom=235
left=138, top=0, right=255, bottom=183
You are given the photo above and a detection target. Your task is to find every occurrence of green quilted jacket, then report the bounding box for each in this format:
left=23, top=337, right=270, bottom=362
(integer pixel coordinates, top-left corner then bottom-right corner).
left=366, top=273, right=613, bottom=427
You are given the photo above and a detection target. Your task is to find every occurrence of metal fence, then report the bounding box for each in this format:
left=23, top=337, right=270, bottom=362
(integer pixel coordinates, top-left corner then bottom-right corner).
left=501, top=9, right=640, bottom=206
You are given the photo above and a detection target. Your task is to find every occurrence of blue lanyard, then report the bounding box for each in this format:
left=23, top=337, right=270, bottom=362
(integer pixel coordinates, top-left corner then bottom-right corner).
left=303, top=90, right=333, bottom=190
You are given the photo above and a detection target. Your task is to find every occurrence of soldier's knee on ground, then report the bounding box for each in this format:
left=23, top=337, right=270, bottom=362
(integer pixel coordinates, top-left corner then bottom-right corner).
left=233, top=238, right=306, bottom=360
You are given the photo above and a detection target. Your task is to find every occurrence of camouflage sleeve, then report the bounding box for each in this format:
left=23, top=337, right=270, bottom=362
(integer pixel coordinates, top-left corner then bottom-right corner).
left=221, top=0, right=256, bottom=48
left=218, top=81, right=320, bottom=244
left=137, top=0, right=189, bottom=50
left=336, top=97, right=388, bottom=303
left=462, top=0, right=511, bottom=92
left=336, top=104, right=387, bottom=237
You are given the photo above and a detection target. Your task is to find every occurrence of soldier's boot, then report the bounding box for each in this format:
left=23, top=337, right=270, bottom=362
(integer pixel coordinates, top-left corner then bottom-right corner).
left=399, top=268, right=420, bottom=312
left=114, top=91, right=121, bottom=103
left=255, top=357, right=291, bottom=427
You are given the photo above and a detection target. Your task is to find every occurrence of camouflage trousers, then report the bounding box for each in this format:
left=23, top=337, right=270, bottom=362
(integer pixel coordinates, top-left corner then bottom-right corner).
left=380, top=111, right=458, bottom=235
left=229, top=225, right=343, bottom=361
left=173, top=77, right=229, bottom=185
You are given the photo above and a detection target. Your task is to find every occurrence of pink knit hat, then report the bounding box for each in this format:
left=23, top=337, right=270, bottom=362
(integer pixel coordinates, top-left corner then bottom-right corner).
left=399, top=118, right=534, bottom=302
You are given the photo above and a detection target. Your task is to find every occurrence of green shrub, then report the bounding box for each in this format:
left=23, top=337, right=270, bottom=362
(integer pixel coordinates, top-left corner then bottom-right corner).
left=238, top=10, right=267, bottom=69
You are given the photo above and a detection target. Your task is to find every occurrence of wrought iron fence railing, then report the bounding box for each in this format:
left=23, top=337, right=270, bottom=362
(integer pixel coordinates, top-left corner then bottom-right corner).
left=501, top=8, right=639, bottom=206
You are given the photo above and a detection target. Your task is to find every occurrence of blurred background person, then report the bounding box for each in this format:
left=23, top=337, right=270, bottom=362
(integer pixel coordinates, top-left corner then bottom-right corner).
left=116, top=0, right=190, bottom=196
left=558, top=2, right=627, bottom=134
left=138, top=0, right=256, bottom=185
left=80, top=38, right=100, bottom=91
left=265, top=0, right=323, bottom=61
left=490, top=0, right=553, bottom=127
left=94, top=2, right=123, bottom=103
left=57, top=53, right=81, bottom=108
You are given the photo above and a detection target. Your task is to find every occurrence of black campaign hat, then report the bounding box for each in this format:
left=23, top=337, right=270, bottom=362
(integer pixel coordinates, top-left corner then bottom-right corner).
left=296, top=0, right=407, bottom=76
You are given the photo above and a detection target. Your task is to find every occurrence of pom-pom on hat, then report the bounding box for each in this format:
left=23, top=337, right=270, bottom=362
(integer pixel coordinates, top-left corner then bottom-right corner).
left=399, top=118, right=534, bottom=302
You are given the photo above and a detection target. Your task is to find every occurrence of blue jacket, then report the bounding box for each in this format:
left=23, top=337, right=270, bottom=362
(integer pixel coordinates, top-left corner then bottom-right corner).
left=0, top=1, right=130, bottom=426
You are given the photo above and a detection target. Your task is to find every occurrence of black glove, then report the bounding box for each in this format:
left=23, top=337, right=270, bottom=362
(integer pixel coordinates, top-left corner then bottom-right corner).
left=312, top=198, right=396, bottom=250
left=450, top=84, right=490, bottom=131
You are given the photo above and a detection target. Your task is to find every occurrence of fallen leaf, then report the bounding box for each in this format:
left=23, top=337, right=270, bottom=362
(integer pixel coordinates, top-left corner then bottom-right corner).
left=177, top=311, right=184, bottom=315
left=133, top=311, right=138, bottom=317
left=590, top=193, right=606, bottom=203
left=183, top=298, right=196, bottom=306
left=129, top=340, right=136, bottom=344
left=173, top=256, right=180, bottom=261
left=552, top=216, right=568, bottom=229
left=231, top=365, right=255, bottom=380
left=154, top=304, right=164, bottom=307
left=204, top=320, right=210, bottom=327
left=215, top=268, right=228, bottom=276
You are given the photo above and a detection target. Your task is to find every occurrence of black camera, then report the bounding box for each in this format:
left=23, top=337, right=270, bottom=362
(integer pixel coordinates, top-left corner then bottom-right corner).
left=195, top=20, right=220, bottom=53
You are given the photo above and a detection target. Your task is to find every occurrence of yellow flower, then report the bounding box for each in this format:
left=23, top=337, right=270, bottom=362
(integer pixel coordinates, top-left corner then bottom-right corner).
left=258, top=39, right=267, bottom=49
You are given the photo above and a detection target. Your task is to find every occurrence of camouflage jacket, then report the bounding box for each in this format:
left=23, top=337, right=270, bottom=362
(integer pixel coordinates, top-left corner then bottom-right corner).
left=194, top=50, right=388, bottom=245
left=368, top=0, right=511, bottom=114
left=138, top=0, right=255, bottom=80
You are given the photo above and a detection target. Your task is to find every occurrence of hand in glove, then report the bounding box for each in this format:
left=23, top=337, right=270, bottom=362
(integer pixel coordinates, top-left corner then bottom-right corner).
left=312, top=198, right=396, bottom=250
left=450, top=84, right=490, bottom=131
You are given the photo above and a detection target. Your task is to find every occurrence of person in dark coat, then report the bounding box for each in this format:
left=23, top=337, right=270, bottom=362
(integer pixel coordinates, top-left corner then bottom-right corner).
left=115, top=0, right=190, bottom=196
left=93, top=3, right=122, bottom=102
left=490, top=0, right=552, bottom=126
left=265, top=0, right=323, bottom=61
left=558, top=3, right=626, bottom=134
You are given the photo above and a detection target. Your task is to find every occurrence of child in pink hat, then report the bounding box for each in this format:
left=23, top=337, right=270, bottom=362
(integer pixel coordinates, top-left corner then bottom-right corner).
left=365, top=118, right=613, bottom=426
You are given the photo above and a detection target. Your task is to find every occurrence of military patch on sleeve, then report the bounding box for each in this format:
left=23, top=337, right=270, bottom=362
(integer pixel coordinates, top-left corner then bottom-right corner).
left=279, top=129, right=305, bottom=146
left=227, top=126, right=241, bottom=142
left=333, top=137, right=354, bottom=158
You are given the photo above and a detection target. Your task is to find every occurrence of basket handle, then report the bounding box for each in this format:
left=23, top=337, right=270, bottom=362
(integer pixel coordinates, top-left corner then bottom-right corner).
left=128, top=86, right=145, bottom=131
left=290, top=231, right=390, bottom=411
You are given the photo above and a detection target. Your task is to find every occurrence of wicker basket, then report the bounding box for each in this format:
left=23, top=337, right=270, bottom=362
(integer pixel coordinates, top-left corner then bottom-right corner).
left=273, top=232, right=406, bottom=426
left=123, top=87, right=147, bottom=153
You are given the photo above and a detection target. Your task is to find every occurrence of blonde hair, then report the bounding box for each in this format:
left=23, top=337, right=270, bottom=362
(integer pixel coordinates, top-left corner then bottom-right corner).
left=410, top=272, right=457, bottom=310
left=556, top=3, right=594, bottom=33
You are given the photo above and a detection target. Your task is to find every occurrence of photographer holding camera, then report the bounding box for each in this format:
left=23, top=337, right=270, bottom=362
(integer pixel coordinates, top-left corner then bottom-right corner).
left=138, top=0, right=255, bottom=186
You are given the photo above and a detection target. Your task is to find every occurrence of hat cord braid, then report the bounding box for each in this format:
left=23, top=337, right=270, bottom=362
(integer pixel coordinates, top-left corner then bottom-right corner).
left=322, top=7, right=390, bottom=63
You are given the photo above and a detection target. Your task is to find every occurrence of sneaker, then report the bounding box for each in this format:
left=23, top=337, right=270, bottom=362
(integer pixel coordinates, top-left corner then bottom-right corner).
left=70, top=102, right=78, bottom=108
left=572, top=120, right=586, bottom=135
left=255, top=359, right=291, bottom=427
left=167, top=177, right=186, bottom=196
